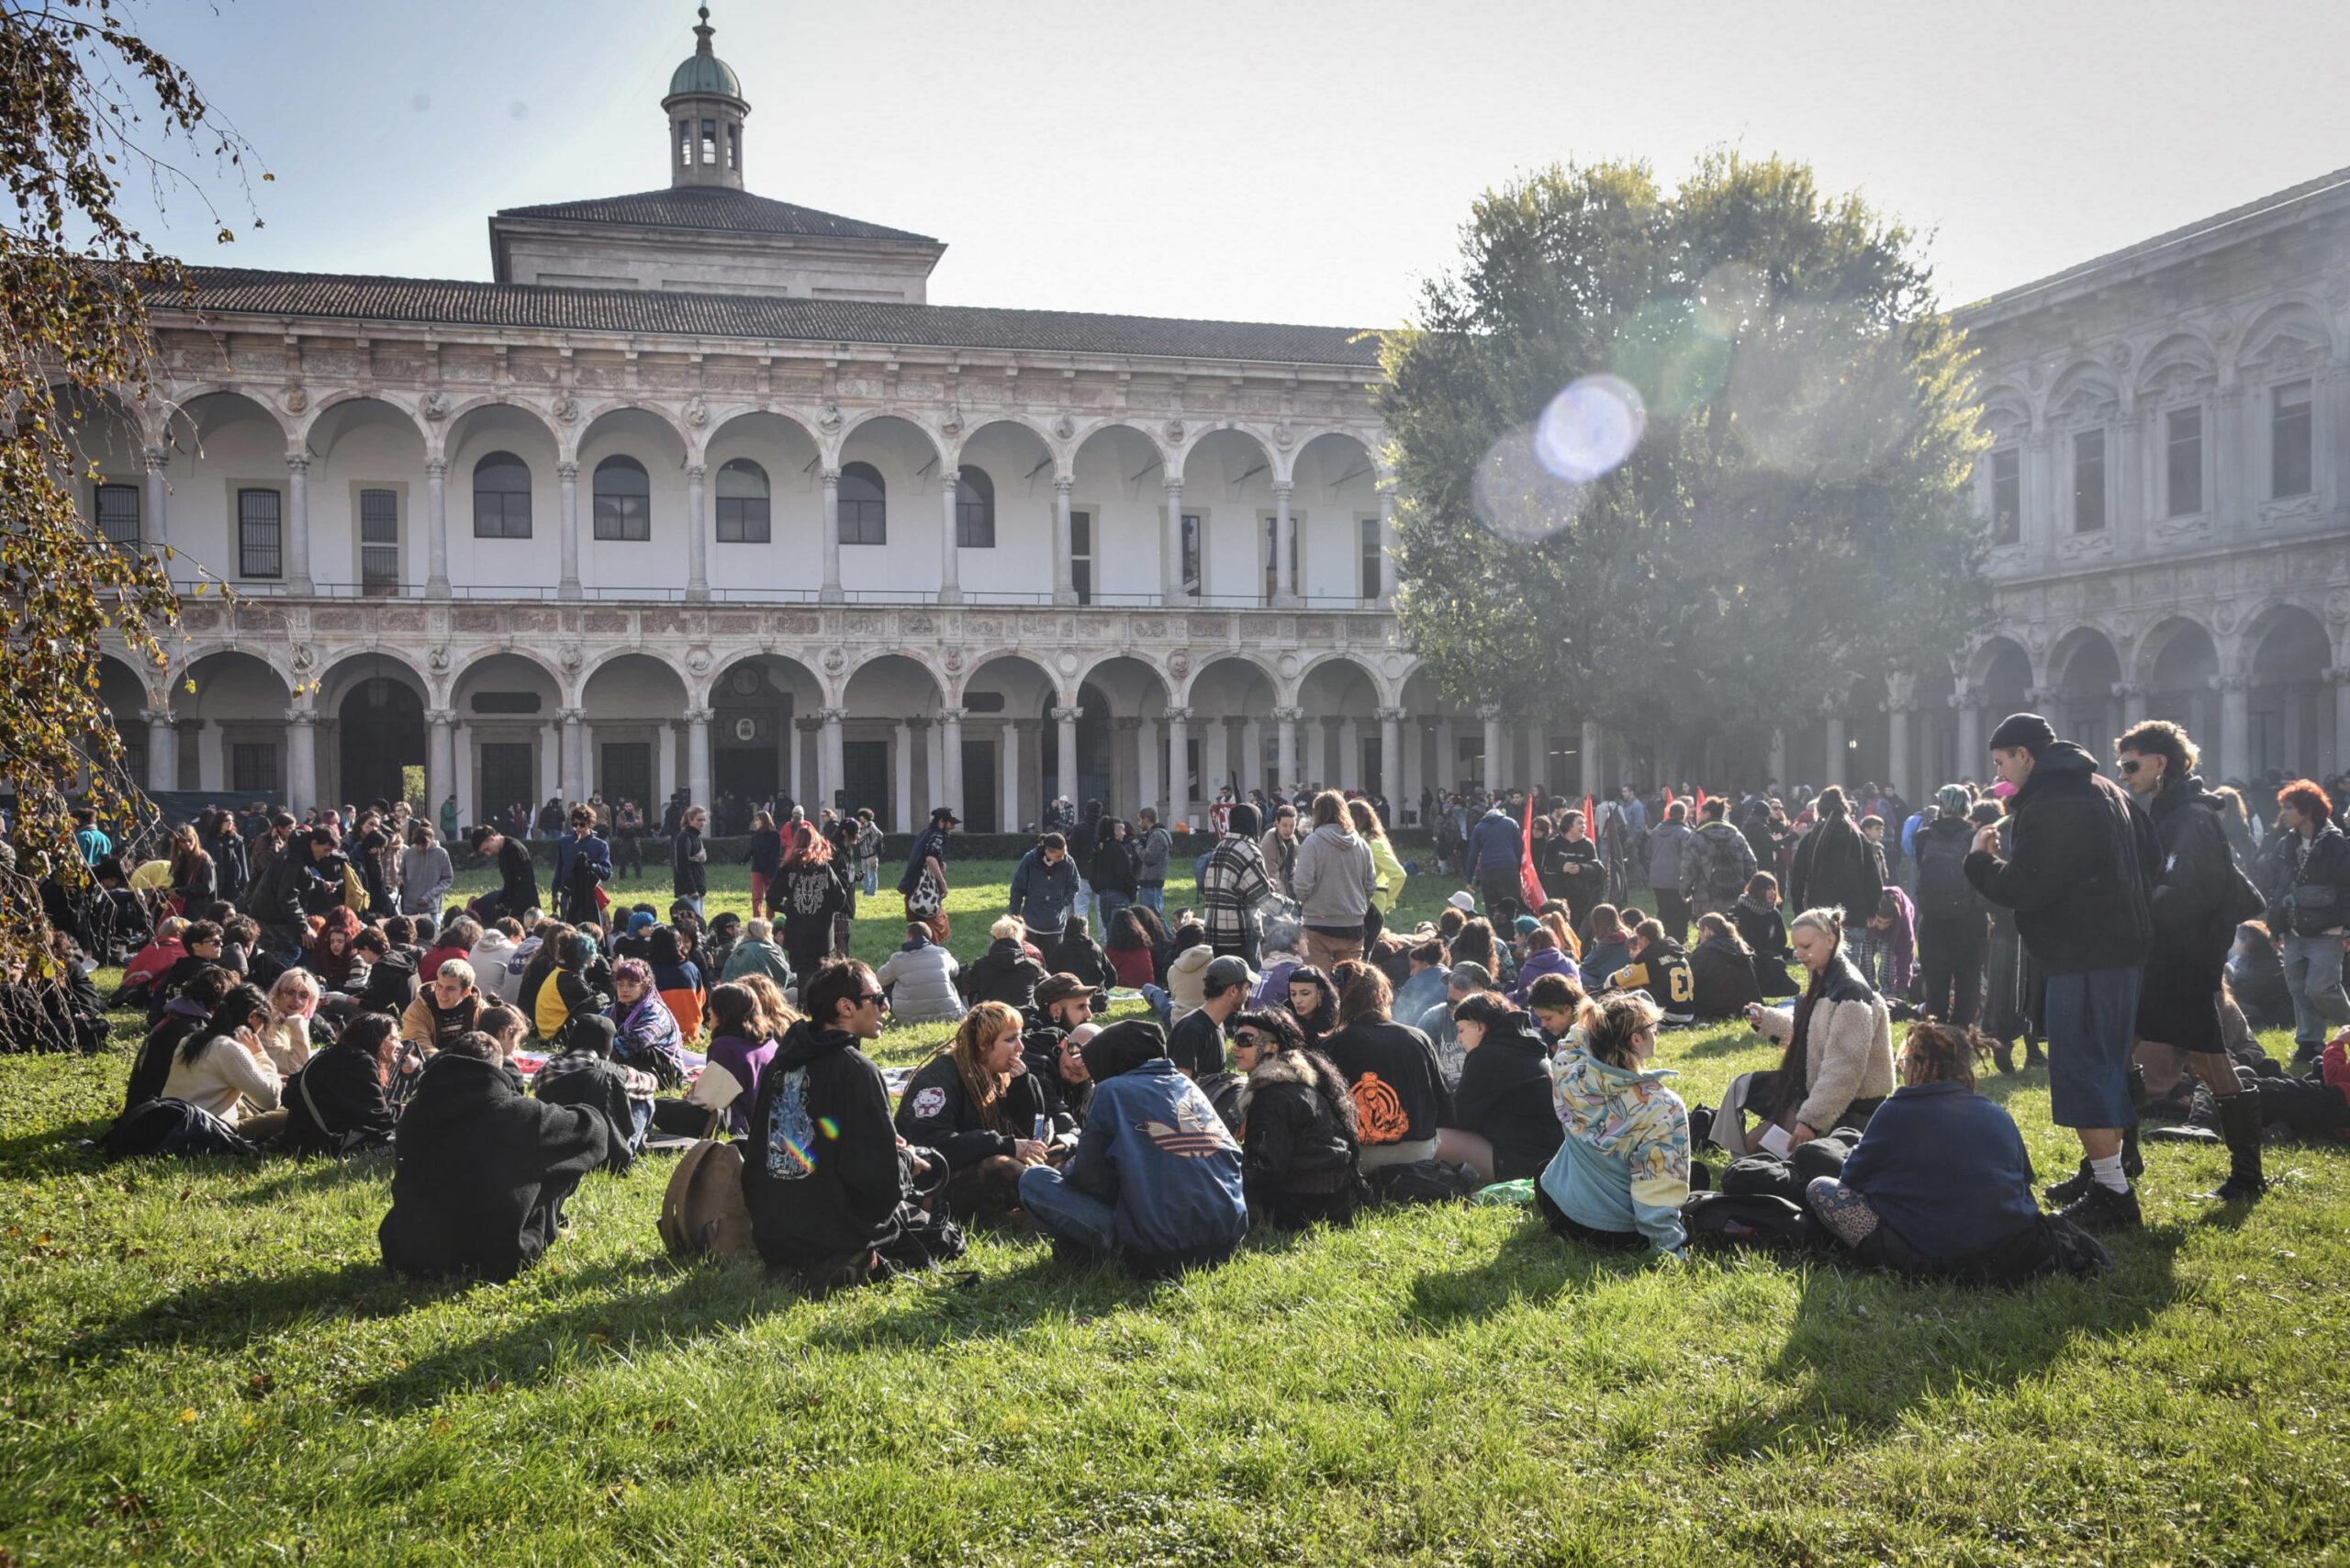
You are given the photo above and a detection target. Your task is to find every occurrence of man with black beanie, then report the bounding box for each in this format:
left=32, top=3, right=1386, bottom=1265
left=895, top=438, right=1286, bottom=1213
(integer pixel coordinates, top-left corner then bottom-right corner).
left=1964, top=712, right=2161, bottom=1233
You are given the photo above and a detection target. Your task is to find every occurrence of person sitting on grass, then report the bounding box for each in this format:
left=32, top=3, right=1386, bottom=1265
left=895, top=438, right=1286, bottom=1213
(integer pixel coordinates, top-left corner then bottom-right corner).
left=1526, top=971, right=1583, bottom=1052
left=1717, top=906, right=1897, bottom=1156
left=743, top=958, right=934, bottom=1297
left=1508, top=923, right=1580, bottom=1005
left=962, top=914, right=1050, bottom=1012
left=534, top=1014, right=656, bottom=1174
left=646, top=924, right=707, bottom=1045
left=1535, top=991, right=1692, bottom=1259
left=655, top=980, right=778, bottom=1141
left=1283, top=964, right=1341, bottom=1052
left=274, top=1012, right=399, bottom=1159
left=255, top=968, right=322, bottom=1077
left=609, top=958, right=688, bottom=1091
left=1392, top=937, right=1451, bottom=1028
left=1690, top=912, right=1763, bottom=1022
left=532, top=931, right=604, bottom=1042
left=1579, top=905, right=1633, bottom=997
left=1227, top=1006, right=1366, bottom=1229
left=160, top=983, right=289, bottom=1144
left=895, top=1001, right=1058, bottom=1222
left=125, top=964, right=233, bottom=1114
left=1017, top=1018, right=1249, bottom=1275
left=1320, top=964, right=1453, bottom=1172
left=1608, top=918, right=1695, bottom=1026
left=1804, top=1021, right=2110, bottom=1282
left=1105, top=907, right=1160, bottom=990
left=399, top=958, right=486, bottom=1058
left=875, top=921, right=966, bottom=1025
left=1048, top=913, right=1117, bottom=998
left=1731, top=872, right=1798, bottom=998
left=117, top=914, right=187, bottom=1010
left=147, top=918, right=226, bottom=1025
left=1438, top=990, right=1568, bottom=1183
left=1168, top=955, right=1255, bottom=1081
left=378, top=1028, right=609, bottom=1282
left=719, top=916, right=795, bottom=994
left=477, top=1003, right=530, bottom=1065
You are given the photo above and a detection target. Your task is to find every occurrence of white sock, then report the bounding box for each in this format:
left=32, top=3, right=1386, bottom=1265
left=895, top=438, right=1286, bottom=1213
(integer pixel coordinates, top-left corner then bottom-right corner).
left=2090, top=1152, right=2129, bottom=1194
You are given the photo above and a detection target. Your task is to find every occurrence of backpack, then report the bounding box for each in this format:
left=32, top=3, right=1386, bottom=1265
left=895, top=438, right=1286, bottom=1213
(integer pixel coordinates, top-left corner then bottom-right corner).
left=1913, top=827, right=1975, bottom=923
left=1367, top=1158, right=1483, bottom=1205
left=98, top=1097, right=261, bottom=1161
left=1680, top=1191, right=1821, bottom=1252
left=658, top=1139, right=755, bottom=1262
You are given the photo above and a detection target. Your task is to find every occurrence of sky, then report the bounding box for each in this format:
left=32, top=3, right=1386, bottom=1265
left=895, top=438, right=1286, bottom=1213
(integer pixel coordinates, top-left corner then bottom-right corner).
left=95, top=0, right=2350, bottom=329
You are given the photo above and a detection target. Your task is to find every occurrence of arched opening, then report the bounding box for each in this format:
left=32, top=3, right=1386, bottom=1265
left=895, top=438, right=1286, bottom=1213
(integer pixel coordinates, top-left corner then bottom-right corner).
left=2052, top=630, right=2123, bottom=756
left=592, top=454, right=652, bottom=542
left=447, top=401, right=562, bottom=591
left=451, top=652, right=563, bottom=828
left=95, top=655, right=158, bottom=789
left=1401, top=668, right=1481, bottom=817
left=955, top=466, right=995, bottom=548
left=320, top=653, right=429, bottom=810
left=1069, top=422, right=1169, bottom=605
left=162, top=391, right=289, bottom=588
left=2143, top=619, right=2219, bottom=737
left=957, top=420, right=1056, bottom=599
left=580, top=654, right=691, bottom=821
left=1040, top=682, right=1116, bottom=813
left=843, top=655, right=946, bottom=826
left=716, top=457, right=770, bottom=543
left=1297, top=656, right=1382, bottom=795
left=1180, top=430, right=1279, bottom=605
left=305, top=397, right=430, bottom=595
left=837, top=460, right=887, bottom=545
left=1184, top=656, right=1278, bottom=807
left=708, top=654, right=822, bottom=812
left=179, top=651, right=293, bottom=801
left=962, top=654, right=1059, bottom=832
left=2248, top=607, right=2333, bottom=777
left=1292, top=432, right=1382, bottom=603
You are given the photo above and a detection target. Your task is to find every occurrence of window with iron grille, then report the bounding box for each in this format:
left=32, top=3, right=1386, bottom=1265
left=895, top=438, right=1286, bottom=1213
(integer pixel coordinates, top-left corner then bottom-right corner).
left=230, top=742, right=280, bottom=795
left=95, top=482, right=140, bottom=547
left=956, top=466, right=995, bottom=548
left=1069, top=508, right=1092, bottom=605
left=838, top=461, right=887, bottom=544
left=1180, top=512, right=1203, bottom=599
left=239, top=487, right=282, bottom=577
left=360, top=487, right=400, bottom=595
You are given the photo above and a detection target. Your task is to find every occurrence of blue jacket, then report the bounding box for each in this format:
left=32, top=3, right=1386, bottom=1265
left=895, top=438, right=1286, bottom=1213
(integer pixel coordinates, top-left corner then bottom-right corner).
left=1007, top=847, right=1080, bottom=934
left=1466, top=810, right=1524, bottom=882
left=1836, top=1081, right=2041, bottom=1260
left=552, top=832, right=611, bottom=913
left=1060, top=1057, right=1248, bottom=1264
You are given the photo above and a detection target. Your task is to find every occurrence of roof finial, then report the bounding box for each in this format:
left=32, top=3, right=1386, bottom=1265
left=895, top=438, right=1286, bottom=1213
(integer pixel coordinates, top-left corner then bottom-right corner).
left=694, top=5, right=713, bottom=54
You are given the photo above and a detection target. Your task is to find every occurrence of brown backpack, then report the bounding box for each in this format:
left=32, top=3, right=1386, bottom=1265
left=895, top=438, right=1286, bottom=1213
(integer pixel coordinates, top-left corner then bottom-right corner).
left=657, top=1138, right=755, bottom=1263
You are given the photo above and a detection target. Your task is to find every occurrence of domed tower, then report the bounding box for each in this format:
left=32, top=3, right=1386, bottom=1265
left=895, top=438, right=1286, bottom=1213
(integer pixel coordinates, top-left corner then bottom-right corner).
left=665, top=6, right=748, bottom=190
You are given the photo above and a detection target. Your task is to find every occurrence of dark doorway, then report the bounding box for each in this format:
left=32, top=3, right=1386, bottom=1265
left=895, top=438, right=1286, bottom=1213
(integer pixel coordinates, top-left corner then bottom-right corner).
left=339, top=677, right=424, bottom=808
left=600, top=743, right=652, bottom=816
left=1039, top=683, right=1114, bottom=812
left=715, top=746, right=777, bottom=804
left=479, top=742, right=535, bottom=825
left=962, top=739, right=999, bottom=834
left=842, top=740, right=889, bottom=817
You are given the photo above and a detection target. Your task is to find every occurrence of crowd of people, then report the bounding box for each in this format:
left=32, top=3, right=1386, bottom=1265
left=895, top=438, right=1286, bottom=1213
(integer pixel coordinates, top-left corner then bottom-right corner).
left=5, top=712, right=2346, bottom=1291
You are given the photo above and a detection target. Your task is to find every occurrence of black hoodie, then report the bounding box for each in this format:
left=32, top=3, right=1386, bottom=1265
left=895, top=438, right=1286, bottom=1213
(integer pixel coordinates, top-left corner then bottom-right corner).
left=741, top=1019, right=912, bottom=1271
left=1444, top=1009, right=1562, bottom=1180
left=1965, top=740, right=2158, bottom=976
left=1235, top=1047, right=1360, bottom=1201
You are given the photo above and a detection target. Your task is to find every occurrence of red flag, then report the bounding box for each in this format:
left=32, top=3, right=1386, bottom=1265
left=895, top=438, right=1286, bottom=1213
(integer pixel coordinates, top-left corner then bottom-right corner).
left=1519, top=790, right=1545, bottom=912
left=1663, top=785, right=1675, bottom=811
left=1696, top=788, right=1707, bottom=818
left=1583, top=794, right=1595, bottom=834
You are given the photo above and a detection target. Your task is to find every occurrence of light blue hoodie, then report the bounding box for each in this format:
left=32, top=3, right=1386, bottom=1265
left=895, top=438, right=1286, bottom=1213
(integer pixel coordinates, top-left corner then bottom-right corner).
left=1536, top=1042, right=1692, bottom=1257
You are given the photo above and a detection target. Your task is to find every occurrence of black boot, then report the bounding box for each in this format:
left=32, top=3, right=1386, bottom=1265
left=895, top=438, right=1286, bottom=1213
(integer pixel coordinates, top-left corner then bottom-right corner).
left=2056, top=1178, right=2143, bottom=1234
left=2044, top=1156, right=2096, bottom=1206
left=1991, top=1037, right=2017, bottom=1076
left=2202, top=1092, right=2268, bottom=1204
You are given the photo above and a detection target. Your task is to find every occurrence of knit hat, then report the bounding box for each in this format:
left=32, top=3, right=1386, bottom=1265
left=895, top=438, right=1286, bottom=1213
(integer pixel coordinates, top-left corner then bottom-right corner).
left=1227, top=802, right=1261, bottom=838
left=1080, top=1018, right=1167, bottom=1082
left=1987, top=712, right=2055, bottom=756
left=1513, top=915, right=1540, bottom=937
left=561, top=1013, right=617, bottom=1058
left=1935, top=784, right=1970, bottom=816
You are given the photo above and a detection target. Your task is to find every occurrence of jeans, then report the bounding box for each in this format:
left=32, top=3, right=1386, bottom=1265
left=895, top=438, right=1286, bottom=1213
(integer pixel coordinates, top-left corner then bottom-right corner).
left=2280, top=934, right=2350, bottom=1047
left=1072, top=880, right=1096, bottom=935
left=1137, top=885, right=1165, bottom=916
left=1018, top=1165, right=1119, bottom=1255
left=861, top=864, right=879, bottom=898
left=1140, top=983, right=1174, bottom=1030
left=1096, top=890, right=1132, bottom=937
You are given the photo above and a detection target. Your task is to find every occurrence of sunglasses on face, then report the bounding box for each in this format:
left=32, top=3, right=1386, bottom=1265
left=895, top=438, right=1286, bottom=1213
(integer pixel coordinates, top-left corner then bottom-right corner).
left=1234, top=1034, right=1263, bottom=1048
left=856, top=991, right=888, bottom=1007
left=2117, top=759, right=2143, bottom=775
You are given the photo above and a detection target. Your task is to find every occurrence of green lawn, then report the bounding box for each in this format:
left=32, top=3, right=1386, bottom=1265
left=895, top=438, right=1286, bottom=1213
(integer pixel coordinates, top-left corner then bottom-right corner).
left=3, top=865, right=2347, bottom=1563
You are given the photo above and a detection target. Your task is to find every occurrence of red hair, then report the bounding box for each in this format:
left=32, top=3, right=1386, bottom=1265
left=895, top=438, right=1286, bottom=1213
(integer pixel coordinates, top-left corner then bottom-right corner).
left=2279, top=778, right=2333, bottom=824
left=783, top=820, right=833, bottom=867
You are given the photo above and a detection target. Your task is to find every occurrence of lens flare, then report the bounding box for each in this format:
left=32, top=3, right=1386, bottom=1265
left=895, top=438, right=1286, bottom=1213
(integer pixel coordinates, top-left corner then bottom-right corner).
left=1615, top=300, right=1730, bottom=420
left=1694, top=261, right=1771, bottom=340
left=1472, top=424, right=1590, bottom=543
left=1725, top=303, right=1916, bottom=480
left=1535, top=374, right=1647, bottom=484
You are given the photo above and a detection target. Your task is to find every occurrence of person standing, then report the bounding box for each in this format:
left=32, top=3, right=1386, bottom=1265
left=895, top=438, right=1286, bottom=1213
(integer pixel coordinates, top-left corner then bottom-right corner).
left=1088, top=818, right=1140, bottom=936
left=1911, top=786, right=1987, bottom=1027
left=2116, top=721, right=2266, bottom=1204
left=1787, top=787, right=1881, bottom=930
left=1292, top=790, right=1376, bottom=973
left=1965, top=713, right=2160, bottom=1233
left=553, top=806, right=612, bottom=926
left=1007, top=833, right=1080, bottom=936
left=1259, top=803, right=1302, bottom=898
left=1199, top=803, right=1275, bottom=966
left=2268, top=778, right=2350, bottom=1072
left=397, top=823, right=454, bottom=921
left=1680, top=796, right=1758, bottom=921
left=1133, top=808, right=1172, bottom=917
left=901, top=806, right=957, bottom=946
left=1465, top=798, right=1525, bottom=916
left=670, top=805, right=709, bottom=919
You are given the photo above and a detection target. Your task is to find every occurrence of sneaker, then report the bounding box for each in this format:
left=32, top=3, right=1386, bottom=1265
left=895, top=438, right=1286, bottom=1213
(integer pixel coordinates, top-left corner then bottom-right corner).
left=2043, top=1157, right=2096, bottom=1206
left=2056, top=1181, right=2142, bottom=1235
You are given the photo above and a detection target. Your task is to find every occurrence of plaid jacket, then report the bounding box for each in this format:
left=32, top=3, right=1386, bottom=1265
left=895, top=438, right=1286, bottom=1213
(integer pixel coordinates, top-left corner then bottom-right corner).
left=1200, top=834, right=1274, bottom=948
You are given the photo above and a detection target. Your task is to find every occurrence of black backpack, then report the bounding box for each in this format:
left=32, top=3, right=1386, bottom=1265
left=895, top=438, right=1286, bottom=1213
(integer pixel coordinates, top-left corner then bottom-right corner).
left=1368, top=1159, right=1483, bottom=1205
left=1913, top=827, right=1975, bottom=923
left=1680, top=1191, right=1822, bottom=1252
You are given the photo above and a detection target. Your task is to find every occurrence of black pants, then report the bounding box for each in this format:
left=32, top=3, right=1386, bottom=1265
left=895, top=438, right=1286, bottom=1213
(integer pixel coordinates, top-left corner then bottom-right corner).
left=1918, top=917, right=1986, bottom=1028
left=1653, top=890, right=1691, bottom=945
left=1362, top=905, right=1384, bottom=947
left=2255, top=1077, right=2350, bottom=1140
left=1480, top=874, right=1521, bottom=917
left=651, top=1097, right=716, bottom=1137
left=1534, top=1182, right=1644, bottom=1251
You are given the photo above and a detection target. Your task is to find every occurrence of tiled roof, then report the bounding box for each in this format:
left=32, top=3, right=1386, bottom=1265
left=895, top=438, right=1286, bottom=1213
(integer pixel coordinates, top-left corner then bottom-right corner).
left=154, top=266, right=1385, bottom=366
left=493, top=186, right=935, bottom=244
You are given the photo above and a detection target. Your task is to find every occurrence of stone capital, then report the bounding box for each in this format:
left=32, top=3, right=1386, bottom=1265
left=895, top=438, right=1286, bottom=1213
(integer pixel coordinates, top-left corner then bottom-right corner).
left=1948, top=684, right=1976, bottom=708
left=1050, top=705, right=1084, bottom=723
left=1374, top=706, right=1408, bottom=723
left=2325, top=665, right=2350, bottom=687
left=284, top=453, right=310, bottom=475
left=686, top=463, right=707, bottom=483
left=2109, top=681, right=2143, bottom=699
left=821, top=466, right=841, bottom=485
left=2024, top=686, right=2057, bottom=708
left=423, top=456, right=449, bottom=479
left=283, top=707, right=318, bottom=726
left=936, top=706, right=968, bottom=723
left=1271, top=706, right=1304, bottom=724
left=818, top=706, right=848, bottom=724
left=556, top=460, right=579, bottom=480
left=1054, top=475, right=1073, bottom=495
left=139, top=706, right=174, bottom=725
left=1271, top=479, right=1293, bottom=497
left=141, top=444, right=169, bottom=473
left=1163, top=476, right=1183, bottom=496
left=1476, top=703, right=1504, bottom=722
left=1163, top=705, right=1192, bottom=723
left=557, top=706, right=586, bottom=723
left=684, top=706, right=715, bottom=724
left=1884, top=672, right=1917, bottom=708
left=2209, top=674, right=2249, bottom=693
left=424, top=707, right=457, bottom=727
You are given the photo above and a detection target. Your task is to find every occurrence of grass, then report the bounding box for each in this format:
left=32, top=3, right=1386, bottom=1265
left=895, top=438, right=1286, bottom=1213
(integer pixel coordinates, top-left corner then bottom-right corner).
left=3, top=863, right=2348, bottom=1563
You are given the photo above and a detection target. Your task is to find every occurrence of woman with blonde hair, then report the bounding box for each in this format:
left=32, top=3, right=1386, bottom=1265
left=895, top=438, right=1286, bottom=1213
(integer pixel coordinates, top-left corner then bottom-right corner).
left=734, top=971, right=800, bottom=1043
left=1536, top=990, right=1691, bottom=1256
left=893, top=999, right=1055, bottom=1220
left=1713, top=906, right=1896, bottom=1156
left=257, top=968, right=322, bottom=1075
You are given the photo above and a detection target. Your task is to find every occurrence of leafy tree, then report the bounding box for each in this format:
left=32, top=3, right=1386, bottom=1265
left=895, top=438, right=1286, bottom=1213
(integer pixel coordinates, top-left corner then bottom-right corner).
left=1379, top=152, right=1989, bottom=778
left=0, top=0, right=255, bottom=974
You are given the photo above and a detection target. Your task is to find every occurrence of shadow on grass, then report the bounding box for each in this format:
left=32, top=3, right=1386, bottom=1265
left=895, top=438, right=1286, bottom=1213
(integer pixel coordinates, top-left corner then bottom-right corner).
left=63, top=1256, right=465, bottom=1361
left=225, top=1149, right=394, bottom=1205
left=1401, top=1216, right=1630, bottom=1329
left=0, top=1119, right=115, bottom=1182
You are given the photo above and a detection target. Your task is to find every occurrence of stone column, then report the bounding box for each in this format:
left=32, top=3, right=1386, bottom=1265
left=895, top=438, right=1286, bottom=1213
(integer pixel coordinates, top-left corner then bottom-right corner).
left=894, top=719, right=916, bottom=831
left=1822, top=711, right=1847, bottom=790
left=2213, top=674, right=2252, bottom=786
left=1240, top=717, right=1264, bottom=798
left=1953, top=687, right=1982, bottom=767
left=1525, top=720, right=1548, bottom=796
left=1378, top=486, right=1398, bottom=603
left=425, top=708, right=456, bottom=816
left=924, top=717, right=944, bottom=809
left=1582, top=719, right=1605, bottom=797
left=1337, top=717, right=1361, bottom=790
left=2327, top=666, right=2350, bottom=775
left=1768, top=727, right=1788, bottom=789
left=140, top=708, right=176, bottom=794
left=686, top=706, right=712, bottom=809
left=142, top=445, right=170, bottom=579
left=1377, top=706, right=1404, bottom=800
left=453, top=720, right=472, bottom=823
left=1435, top=718, right=1456, bottom=791
left=1885, top=673, right=1916, bottom=804
left=556, top=460, right=582, bottom=600
left=284, top=707, right=318, bottom=814
left=939, top=705, right=966, bottom=816
left=423, top=457, right=451, bottom=599
left=1273, top=480, right=1297, bottom=604
left=1163, top=478, right=1185, bottom=601
left=1053, top=704, right=1081, bottom=806
left=558, top=707, right=586, bottom=801
left=819, top=706, right=846, bottom=809
left=1304, top=716, right=1328, bottom=788
left=284, top=452, right=313, bottom=592
left=1164, top=706, right=1192, bottom=827
left=657, top=720, right=679, bottom=808
left=1480, top=704, right=1505, bottom=790
left=937, top=467, right=962, bottom=604
left=1003, top=719, right=1030, bottom=832
left=820, top=467, right=843, bottom=603
left=790, top=717, right=812, bottom=808
left=1054, top=477, right=1076, bottom=606
left=2114, top=681, right=2149, bottom=729
left=1273, top=706, right=1301, bottom=794
left=685, top=462, right=711, bottom=600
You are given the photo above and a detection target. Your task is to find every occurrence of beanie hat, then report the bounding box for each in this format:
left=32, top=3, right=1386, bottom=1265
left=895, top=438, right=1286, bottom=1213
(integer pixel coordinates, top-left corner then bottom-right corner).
left=1080, top=1018, right=1167, bottom=1082
left=1935, top=785, right=1970, bottom=816
left=1987, top=712, right=2055, bottom=756
left=1513, top=915, right=1540, bottom=937
left=1227, top=802, right=1261, bottom=839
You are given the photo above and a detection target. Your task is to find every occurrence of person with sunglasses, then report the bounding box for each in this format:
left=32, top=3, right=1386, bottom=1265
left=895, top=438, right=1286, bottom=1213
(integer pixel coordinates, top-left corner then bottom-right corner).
left=742, top=958, right=935, bottom=1296
left=1224, top=1007, right=1367, bottom=1229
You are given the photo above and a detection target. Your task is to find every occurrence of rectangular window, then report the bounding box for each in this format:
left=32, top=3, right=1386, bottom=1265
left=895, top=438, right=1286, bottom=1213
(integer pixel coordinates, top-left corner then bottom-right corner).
left=95, top=482, right=140, bottom=547
left=230, top=742, right=280, bottom=795
left=955, top=490, right=992, bottom=549
left=1180, top=512, right=1203, bottom=599
left=593, top=492, right=650, bottom=542
left=599, top=742, right=651, bottom=813
left=727, top=124, right=740, bottom=172
left=1360, top=516, right=1382, bottom=599
left=1990, top=447, right=2020, bottom=543
left=716, top=495, right=770, bottom=543
left=700, top=118, right=717, bottom=165
left=677, top=119, right=691, bottom=167
left=238, top=487, right=283, bottom=577
left=2165, top=407, right=2202, bottom=517
left=360, top=487, right=400, bottom=596
left=2071, top=429, right=2106, bottom=533
left=1069, top=509, right=1092, bottom=606
left=2273, top=379, right=2312, bottom=498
